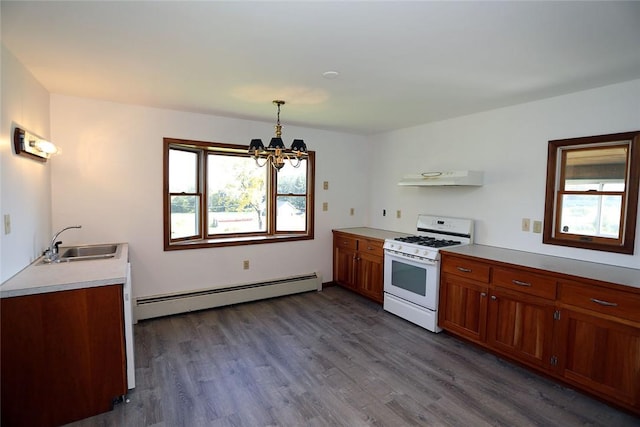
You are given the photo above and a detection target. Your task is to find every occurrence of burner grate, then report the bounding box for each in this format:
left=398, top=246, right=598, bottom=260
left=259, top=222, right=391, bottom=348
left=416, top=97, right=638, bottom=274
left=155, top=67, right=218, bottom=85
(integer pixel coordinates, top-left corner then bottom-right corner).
left=394, top=235, right=461, bottom=248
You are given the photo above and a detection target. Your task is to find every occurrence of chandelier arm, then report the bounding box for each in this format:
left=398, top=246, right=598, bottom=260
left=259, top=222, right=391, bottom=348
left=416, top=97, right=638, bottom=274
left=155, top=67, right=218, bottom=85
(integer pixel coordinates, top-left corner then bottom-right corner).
left=254, top=156, right=269, bottom=168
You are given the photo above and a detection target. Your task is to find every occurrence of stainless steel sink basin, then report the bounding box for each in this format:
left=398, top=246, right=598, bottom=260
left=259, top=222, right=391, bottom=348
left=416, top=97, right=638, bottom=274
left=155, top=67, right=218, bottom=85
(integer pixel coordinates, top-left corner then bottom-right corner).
left=38, top=243, right=122, bottom=264
left=61, top=244, right=118, bottom=258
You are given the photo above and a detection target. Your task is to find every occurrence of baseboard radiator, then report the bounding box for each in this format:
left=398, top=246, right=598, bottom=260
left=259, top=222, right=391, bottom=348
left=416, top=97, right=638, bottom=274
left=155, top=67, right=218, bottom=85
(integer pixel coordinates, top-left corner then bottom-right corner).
left=135, top=272, right=321, bottom=321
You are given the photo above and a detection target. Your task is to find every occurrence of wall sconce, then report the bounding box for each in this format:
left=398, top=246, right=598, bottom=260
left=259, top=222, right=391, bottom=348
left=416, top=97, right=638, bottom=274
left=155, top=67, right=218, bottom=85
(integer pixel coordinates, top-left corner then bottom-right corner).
left=13, top=127, right=59, bottom=162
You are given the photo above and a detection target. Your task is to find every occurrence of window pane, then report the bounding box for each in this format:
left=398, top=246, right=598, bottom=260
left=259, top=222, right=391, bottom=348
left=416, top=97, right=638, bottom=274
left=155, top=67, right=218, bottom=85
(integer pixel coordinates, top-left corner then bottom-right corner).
left=563, top=146, right=627, bottom=190
left=208, top=154, right=267, bottom=234
left=559, top=194, right=621, bottom=238
left=277, top=159, right=307, bottom=194
left=276, top=196, right=306, bottom=231
left=171, top=195, right=200, bottom=238
left=169, top=149, right=198, bottom=193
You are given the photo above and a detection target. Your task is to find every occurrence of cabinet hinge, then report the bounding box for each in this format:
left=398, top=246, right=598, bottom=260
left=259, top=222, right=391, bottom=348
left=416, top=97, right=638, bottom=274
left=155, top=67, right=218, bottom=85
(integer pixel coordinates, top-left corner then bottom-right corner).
left=550, top=356, right=558, bottom=366
left=553, top=310, right=561, bottom=320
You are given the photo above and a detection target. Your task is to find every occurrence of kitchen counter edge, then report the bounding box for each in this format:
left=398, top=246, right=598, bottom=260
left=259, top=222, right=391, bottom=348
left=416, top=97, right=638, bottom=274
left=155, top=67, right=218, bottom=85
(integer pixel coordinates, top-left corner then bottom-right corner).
left=441, top=244, right=640, bottom=291
left=0, top=243, right=129, bottom=298
left=333, top=227, right=411, bottom=241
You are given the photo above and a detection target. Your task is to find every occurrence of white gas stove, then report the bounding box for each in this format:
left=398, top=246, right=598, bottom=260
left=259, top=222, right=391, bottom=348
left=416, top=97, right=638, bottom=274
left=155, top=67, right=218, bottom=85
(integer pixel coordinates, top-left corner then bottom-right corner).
left=383, top=215, right=474, bottom=332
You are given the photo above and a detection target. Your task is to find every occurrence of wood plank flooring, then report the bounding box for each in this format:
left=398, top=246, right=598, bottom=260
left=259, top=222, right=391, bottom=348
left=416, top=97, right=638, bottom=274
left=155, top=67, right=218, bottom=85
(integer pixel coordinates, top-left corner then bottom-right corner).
left=68, top=287, right=640, bottom=426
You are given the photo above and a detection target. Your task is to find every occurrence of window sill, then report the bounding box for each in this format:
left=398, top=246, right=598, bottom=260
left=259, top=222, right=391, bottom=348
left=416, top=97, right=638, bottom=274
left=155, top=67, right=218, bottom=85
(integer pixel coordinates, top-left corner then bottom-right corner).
left=165, top=233, right=313, bottom=251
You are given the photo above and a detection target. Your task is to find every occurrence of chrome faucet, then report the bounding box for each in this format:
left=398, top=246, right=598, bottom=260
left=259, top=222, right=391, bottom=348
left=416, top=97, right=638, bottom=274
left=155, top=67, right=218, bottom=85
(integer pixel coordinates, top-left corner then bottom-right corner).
left=44, top=225, right=82, bottom=262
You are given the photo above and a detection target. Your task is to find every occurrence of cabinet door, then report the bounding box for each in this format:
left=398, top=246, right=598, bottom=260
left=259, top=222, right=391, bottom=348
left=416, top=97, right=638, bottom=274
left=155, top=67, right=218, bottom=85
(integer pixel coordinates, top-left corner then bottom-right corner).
left=439, top=274, right=488, bottom=343
left=487, top=288, right=555, bottom=370
left=557, top=309, right=640, bottom=406
left=357, top=251, right=384, bottom=303
left=334, top=244, right=357, bottom=290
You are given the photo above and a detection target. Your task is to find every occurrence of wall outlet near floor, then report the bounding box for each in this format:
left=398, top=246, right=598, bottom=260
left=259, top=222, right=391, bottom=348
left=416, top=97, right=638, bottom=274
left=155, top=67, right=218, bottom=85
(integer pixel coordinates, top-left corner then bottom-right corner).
left=396, top=210, right=401, bottom=219
left=322, top=202, right=328, bottom=211
left=521, top=218, right=531, bottom=232
left=533, top=220, right=542, bottom=234
left=350, top=208, right=354, bottom=216
left=3, top=214, right=10, bottom=235
left=243, top=260, right=250, bottom=270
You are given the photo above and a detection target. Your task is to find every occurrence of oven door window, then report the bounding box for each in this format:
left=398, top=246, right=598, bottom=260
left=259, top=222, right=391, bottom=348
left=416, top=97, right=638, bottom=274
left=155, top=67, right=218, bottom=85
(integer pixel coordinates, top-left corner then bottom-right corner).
left=391, top=260, right=426, bottom=296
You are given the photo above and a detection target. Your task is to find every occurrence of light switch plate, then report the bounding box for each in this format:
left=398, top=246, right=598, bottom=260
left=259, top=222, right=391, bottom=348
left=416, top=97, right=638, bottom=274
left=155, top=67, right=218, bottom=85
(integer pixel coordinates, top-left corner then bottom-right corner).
left=533, top=220, right=542, bottom=233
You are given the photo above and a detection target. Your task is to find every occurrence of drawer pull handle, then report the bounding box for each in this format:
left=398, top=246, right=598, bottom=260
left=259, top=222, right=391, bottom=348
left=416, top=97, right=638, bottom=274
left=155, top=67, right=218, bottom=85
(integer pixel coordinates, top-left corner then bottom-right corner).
left=367, top=246, right=373, bottom=250
left=590, top=298, right=618, bottom=307
left=512, top=280, right=532, bottom=287
left=457, top=267, right=472, bottom=273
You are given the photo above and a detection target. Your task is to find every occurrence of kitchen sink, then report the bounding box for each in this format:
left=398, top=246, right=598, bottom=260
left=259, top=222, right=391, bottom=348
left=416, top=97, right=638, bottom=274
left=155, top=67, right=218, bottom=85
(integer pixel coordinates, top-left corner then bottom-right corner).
left=60, top=244, right=119, bottom=258
left=38, top=243, right=122, bottom=264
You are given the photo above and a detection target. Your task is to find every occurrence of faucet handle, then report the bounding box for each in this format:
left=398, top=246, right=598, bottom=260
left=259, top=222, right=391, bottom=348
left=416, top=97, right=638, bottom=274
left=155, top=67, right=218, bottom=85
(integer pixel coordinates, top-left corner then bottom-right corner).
left=54, top=241, right=63, bottom=253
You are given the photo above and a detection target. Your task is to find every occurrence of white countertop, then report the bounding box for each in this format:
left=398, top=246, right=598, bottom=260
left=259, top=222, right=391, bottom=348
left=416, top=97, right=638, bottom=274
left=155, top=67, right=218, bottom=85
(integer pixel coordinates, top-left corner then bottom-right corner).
left=333, top=227, right=411, bottom=241
left=0, top=243, right=129, bottom=298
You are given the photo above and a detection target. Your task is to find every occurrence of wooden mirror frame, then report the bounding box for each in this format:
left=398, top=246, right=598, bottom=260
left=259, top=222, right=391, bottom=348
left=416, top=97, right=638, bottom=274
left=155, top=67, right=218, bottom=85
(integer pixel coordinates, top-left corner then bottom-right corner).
left=543, top=130, right=640, bottom=254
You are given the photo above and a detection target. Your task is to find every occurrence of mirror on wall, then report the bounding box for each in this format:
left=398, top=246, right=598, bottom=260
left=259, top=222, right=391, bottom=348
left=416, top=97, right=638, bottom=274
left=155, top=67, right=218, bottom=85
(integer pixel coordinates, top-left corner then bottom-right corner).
left=543, top=131, right=640, bottom=254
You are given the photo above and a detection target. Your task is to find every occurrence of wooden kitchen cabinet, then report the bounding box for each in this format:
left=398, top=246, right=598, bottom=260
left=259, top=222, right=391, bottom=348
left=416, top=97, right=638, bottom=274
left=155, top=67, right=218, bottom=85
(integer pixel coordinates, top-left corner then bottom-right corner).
left=556, top=280, right=640, bottom=407
left=486, top=266, right=557, bottom=370
left=439, top=257, right=489, bottom=343
left=1, top=285, right=127, bottom=427
left=333, top=231, right=384, bottom=303
left=439, top=249, right=640, bottom=415
left=486, top=288, right=555, bottom=370
left=333, top=233, right=358, bottom=291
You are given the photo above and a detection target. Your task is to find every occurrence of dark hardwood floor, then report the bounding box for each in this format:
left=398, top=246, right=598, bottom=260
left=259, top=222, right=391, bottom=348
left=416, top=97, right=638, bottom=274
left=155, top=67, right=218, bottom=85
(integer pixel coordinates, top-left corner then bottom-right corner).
left=68, top=286, right=639, bottom=426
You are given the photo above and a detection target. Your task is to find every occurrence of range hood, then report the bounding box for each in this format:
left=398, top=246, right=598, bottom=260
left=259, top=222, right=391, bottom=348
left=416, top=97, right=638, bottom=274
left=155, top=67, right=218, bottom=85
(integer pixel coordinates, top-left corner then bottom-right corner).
left=398, top=170, right=483, bottom=187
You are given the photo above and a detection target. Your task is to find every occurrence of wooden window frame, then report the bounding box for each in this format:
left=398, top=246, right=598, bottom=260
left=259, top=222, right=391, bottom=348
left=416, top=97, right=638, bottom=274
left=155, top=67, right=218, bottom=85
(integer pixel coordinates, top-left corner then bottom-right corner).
left=543, top=131, right=640, bottom=254
left=163, top=138, right=315, bottom=251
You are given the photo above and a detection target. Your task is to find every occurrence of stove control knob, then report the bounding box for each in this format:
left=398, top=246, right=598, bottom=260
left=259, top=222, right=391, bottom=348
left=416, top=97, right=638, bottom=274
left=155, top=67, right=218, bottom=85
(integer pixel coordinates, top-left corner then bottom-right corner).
left=414, top=249, right=420, bottom=254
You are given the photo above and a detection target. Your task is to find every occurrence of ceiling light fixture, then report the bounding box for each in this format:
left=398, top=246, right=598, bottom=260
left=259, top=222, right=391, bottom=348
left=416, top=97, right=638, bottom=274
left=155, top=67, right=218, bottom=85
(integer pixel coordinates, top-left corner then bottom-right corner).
left=13, top=127, right=59, bottom=162
left=248, top=100, right=307, bottom=171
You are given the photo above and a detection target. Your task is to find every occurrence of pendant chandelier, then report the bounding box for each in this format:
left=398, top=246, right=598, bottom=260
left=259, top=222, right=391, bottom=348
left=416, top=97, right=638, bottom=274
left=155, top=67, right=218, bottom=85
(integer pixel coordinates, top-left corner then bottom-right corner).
left=248, top=100, right=308, bottom=171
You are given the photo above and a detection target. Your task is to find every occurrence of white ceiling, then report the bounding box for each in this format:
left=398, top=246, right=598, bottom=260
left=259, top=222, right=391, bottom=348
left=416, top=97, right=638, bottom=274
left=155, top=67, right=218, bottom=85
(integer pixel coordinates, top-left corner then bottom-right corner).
left=2, top=1, right=640, bottom=135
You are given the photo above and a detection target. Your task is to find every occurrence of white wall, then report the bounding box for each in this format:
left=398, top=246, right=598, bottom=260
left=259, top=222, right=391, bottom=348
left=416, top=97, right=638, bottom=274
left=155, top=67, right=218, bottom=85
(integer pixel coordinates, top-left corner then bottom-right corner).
left=50, top=95, right=370, bottom=298
left=0, top=45, right=52, bottom=282
left=369, top=79, right=640, bottom=269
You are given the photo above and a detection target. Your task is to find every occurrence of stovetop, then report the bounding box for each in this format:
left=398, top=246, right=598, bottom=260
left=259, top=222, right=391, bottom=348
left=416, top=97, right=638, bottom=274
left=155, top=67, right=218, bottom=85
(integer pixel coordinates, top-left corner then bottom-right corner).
left=393, top=235, right=462, bottom=248
left=383, top=214, right=474, bottom=260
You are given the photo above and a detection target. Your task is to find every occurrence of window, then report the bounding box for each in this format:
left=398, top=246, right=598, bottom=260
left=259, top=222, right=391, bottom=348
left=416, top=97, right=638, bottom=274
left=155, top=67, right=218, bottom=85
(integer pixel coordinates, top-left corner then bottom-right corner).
left=164, top=138, right=315, bottom=250
left=543, top=131, right=640, bottom=254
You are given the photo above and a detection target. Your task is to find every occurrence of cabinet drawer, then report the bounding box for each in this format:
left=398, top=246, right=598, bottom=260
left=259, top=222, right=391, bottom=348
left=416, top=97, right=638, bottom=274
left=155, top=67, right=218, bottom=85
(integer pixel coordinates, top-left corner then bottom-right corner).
left=334, top=234, right=357, bottom=251
left=493, top=267, right=557, bottom=300
left=559, top=281, right=640, bottom=323
left=360, top=239, right=384, bottom=257
left=441, top=257, right=490, bottom=283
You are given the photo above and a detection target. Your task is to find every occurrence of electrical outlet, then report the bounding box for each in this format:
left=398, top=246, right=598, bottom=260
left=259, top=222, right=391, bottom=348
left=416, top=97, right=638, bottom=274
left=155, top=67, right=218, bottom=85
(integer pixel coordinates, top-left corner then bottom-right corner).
left=323, top=181, right=329, bottom=190
left=322, top=202, right=328, bottom=211
left=533, top=220, right=542, bottom=233
left=243, top=260, right=250, bottom=270
left=396, top=210, right=401, bottom=219
left=522, top=218, right=531, bottom=232
left=350, top=208, right=354, bottom=216
left=3, top=214, right=10, bottom=235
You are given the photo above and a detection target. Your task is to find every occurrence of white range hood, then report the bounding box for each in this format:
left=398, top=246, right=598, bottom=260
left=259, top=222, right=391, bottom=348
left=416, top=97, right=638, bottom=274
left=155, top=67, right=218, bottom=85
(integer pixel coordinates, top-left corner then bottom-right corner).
left=398, top=170, right=483, bottom=187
